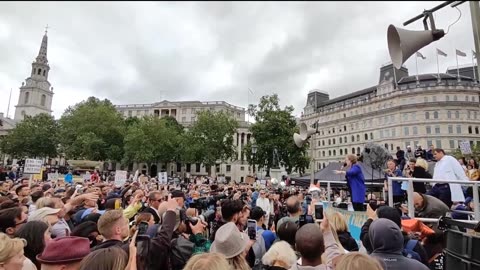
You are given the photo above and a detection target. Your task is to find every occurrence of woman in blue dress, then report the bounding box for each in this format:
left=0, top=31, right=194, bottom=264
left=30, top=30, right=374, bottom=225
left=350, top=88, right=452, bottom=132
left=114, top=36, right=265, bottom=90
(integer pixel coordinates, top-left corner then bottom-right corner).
left=334, top=154, right=366, bottom=211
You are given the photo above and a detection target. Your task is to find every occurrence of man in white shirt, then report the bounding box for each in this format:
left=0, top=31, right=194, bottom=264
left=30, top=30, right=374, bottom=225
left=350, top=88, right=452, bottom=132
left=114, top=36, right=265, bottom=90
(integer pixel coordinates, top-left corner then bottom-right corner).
left=255, top=189, right=271, bottom=228
left=429, top=148, right=467, bottom=208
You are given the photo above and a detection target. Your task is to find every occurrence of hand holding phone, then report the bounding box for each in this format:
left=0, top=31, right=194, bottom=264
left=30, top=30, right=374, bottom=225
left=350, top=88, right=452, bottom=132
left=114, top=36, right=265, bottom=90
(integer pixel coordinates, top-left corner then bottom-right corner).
left=247, top=219, right=257, bottom=240
left=137, top=221, right=149, bottom=235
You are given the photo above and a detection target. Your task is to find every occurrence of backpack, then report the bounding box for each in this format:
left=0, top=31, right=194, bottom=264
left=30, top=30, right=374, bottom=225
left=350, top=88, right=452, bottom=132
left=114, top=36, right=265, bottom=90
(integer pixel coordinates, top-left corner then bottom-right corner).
left=169, top=236, right=195, bottom=270
left=251, top=228, right=266, bottom=270
left=403, top=239, right=422, bottom=262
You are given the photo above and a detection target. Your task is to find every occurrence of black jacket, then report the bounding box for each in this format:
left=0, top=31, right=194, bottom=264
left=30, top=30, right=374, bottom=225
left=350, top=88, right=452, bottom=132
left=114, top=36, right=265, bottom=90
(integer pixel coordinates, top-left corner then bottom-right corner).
left=360, top=218, right=429, bottom=265
left=147, top=210, right=176, bottom=270
left=338, top=231, right=359, bottom=252
left=92, top=239, right=129, bottom=252
left=412, top=166, right=431, bottom=194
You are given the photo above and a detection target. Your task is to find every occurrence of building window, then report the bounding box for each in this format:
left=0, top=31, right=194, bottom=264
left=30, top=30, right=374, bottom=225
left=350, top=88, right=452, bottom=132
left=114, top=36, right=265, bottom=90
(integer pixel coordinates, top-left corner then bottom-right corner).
left=473, top=96, right=476, bottom=102
left=322, top=140, right=325, bottom=146
left=333, top=150, right=336, bottom=156
left=322, top=151, right=325, bottom=157
left=344, top=136, right=347, bottom=143
left=435, top=125, right=440, bottom=134
left=196, top=163, right=201, bottom=172
left=333, top=138, right=336, bottom=144
left=425, top=112, right=430, bottom=119
left=385, top=143, right=389, bottom=149
left=328, top=139, right=331, bottom=145
left=466, top=96, right=470, bottom=101
left=340, top=149, right=343, bottom=155
left=344, top=125, right=347, bottom=132
left=427, top=140, right=433, bottom=147
left=24, top=92, right=29, bottom=104
left=433, top=111, right=439, bottom=119
left=426, top=126, right=431, bottom=134
left=226, top=165, right=231, bottom=172
left=344, top=148, right=348, bottom=154
left=454, top=95, right=458, bottom=101
left=43, top=70, right=46, bottom=76
left=475, top=111, right=478, bottom=119
left=380, top=130, right=384, bottom=138
left=404, top=127, right=410, bottom=136
left=186, top=163, right=191, bottom=172
left=328, top=150, right=331, bottom=156
left=40, top=94, right=46, bottom=106
left=370, top=133, right=373, bottom=140
left=352, top=148, right=355, bottom=154
left=340, top=137, right=343, bottom=144
left=240, top=166, right=244, bottom=171
left=413, top=126, right=418, bottom=135
left=364, top=133, right=368, bottom=140
left=37, top=69, right=41, bottom=75
left=448, top=125, right=453, bottom=134
left=357, top=147, right=361, bottom=154
left=476, top=127, right=479, bottom=134
left=446, top=95, right=450, bottom=101
left=468, top=111, right=471, bottom=119
left=356, top=135, right=360, bottom=141
left=455, top=111, right=460, bottom=119
left=351, top=135, right=355, bottom=142
left=449, top=140, right=455, bottom=149
left=403, top=113, right=408, bottom=121
left=469, top=126, right=473, bottom=134
left=436, top=140, right=442, bottom=148
left=456, top=125, right=462, bottom=134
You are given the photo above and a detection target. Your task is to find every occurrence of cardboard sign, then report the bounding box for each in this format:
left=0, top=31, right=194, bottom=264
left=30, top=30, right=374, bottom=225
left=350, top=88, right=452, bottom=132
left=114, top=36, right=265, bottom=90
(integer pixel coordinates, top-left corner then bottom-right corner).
left=158, top=172, right=168, bottom=184
left=460, top=140, right=472, bottom=155
left=24, top=159, right=42, bottom=174
left=114, top=170, right=128, bottom=186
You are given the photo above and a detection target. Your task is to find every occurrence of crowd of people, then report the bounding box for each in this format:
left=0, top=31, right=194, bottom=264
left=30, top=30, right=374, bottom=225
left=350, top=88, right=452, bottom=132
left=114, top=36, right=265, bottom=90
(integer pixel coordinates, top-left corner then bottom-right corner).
left=0, top=146, right=477, bottom=270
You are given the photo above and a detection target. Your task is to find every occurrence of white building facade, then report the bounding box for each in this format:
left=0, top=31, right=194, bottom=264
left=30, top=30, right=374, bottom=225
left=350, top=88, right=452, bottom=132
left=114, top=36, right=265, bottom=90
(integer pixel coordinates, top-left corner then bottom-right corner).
left=115, top=100, right=255, bottom=182
left=300, top=64, right=480, bottom=169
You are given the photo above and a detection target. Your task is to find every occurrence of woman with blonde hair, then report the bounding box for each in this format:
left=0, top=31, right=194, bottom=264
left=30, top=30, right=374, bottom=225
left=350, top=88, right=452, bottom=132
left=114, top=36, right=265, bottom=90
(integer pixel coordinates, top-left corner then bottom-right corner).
left=183, top=253, right=231, bottom=270
left=262, top=241, right=297, bottom=270
left=0, top=233, right=27, bottom=270
left=411, top=158, right=431, bottom=194
left=329, top=212, right=359, bottom=251
left=335, top=252, right=383, bottom=270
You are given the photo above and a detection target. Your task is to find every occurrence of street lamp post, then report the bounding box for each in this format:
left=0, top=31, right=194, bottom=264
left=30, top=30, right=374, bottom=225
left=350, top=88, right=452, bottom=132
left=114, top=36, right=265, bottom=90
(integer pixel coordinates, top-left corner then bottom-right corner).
left=251, top=144, right=257, bottom=178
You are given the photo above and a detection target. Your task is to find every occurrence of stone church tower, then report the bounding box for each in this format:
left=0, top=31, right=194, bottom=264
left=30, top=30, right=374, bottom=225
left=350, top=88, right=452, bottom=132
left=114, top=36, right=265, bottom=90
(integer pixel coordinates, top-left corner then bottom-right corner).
left=14, top=29, right=54, bottom=121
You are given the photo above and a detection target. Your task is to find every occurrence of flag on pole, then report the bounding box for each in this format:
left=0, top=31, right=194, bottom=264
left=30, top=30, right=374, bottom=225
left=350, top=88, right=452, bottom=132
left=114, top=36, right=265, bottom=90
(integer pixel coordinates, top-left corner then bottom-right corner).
left=437, top=48, right=447, bottom=57
left=456, top=49, right=467, bottom=57
left=416, top=52, right=426, bottom=59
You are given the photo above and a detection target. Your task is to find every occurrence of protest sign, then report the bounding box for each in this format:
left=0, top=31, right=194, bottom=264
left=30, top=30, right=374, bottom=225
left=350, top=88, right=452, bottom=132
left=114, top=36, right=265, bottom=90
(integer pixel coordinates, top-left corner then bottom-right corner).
left=24, top=159, right=42, bottom=174
left=114, top=170, right=128, bottom=186
left=158, top=172, right=168, bottom=184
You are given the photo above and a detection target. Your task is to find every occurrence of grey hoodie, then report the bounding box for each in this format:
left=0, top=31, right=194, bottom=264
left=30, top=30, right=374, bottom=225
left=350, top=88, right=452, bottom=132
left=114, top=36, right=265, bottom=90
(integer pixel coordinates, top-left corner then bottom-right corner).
left=370, top=218, right=429, bottom=270
left=289, top=229, right=341, bottom=270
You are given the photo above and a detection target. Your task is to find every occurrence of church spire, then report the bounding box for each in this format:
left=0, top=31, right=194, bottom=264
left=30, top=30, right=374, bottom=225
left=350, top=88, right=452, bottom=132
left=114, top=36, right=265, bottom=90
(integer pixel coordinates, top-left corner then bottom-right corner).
left=35, top=25, right=49, bottom=65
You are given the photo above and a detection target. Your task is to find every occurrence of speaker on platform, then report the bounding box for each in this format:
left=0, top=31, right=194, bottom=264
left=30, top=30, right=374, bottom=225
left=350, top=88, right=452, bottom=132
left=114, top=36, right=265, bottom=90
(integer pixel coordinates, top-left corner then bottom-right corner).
left=293, top=123, right=318, bottom=148
left=387, top=24, right=445, bottom=69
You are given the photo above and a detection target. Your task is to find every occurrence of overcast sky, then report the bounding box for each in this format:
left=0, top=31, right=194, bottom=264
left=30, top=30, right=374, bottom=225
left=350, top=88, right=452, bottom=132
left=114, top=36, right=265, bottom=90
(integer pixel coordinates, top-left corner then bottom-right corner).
left=0, top=1, right=475, bottom=120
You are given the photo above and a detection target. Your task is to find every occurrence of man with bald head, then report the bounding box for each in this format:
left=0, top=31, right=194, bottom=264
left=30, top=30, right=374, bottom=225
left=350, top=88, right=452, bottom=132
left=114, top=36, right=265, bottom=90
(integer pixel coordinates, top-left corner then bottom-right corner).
left=413, top=192, right=449, bottom=219
left=292, top=215, right=341, bottom=270
left=276, top=195, right=302, bottom=229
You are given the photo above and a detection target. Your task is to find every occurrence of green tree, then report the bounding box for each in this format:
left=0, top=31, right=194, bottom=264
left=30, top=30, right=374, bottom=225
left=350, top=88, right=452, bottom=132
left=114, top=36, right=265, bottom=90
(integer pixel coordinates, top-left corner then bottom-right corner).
left=123, top=116, right=183, bottom=171
left=246, top=94, right=310, bottom=176
left=58, top=97, right=125, bottom=161
left=184, top=110, right=238, bottom=174
left=0, top=113, right=59, bottom=158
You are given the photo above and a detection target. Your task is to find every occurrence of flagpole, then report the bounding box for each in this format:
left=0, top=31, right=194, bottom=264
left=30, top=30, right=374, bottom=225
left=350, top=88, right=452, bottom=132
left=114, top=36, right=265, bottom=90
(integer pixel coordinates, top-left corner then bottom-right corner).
left=247, top=88, right=250, bottom=123
left=6, top=88, right=12, bottom=118
left=456, top=51, right=461, bottom=82
left=473, top=52, right=477, bottom=83
left=415, top=55, right=419, bottom=84
left=436, top=51, right=441, bottom=83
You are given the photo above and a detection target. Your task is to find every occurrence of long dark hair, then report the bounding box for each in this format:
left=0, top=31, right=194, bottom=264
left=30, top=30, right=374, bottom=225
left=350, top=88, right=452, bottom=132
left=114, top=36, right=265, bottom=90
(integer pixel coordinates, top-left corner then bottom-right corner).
left=14, top=220, right=49, bottom=268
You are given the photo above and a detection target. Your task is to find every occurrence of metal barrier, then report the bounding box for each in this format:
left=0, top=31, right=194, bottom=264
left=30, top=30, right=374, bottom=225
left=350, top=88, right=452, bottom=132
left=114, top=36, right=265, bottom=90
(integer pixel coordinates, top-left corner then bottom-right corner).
left=387, top=177, right=480, bottom=221
left=316, top=180, right=384, bottom=205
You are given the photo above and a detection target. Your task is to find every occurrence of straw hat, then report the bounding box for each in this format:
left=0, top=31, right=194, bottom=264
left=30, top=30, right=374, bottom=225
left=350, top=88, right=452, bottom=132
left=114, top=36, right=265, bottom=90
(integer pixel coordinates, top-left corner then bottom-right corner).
left=210, top=222, right=249, bottom=259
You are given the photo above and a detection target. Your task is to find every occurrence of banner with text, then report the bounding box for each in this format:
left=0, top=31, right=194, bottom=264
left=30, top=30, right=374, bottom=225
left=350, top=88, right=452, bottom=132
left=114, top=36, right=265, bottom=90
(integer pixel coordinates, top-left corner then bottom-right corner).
left=114, top=170, right=128, bottom=187
left=24, top=159, right=43, bottom=174
left=158, top=172, right=168, bottom=184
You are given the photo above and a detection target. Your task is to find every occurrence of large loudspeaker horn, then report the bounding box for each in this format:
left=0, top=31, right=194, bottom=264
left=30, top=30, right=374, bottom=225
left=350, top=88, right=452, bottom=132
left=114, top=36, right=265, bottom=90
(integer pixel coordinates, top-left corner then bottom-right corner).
left=293, top=133, right=305, bottom=148
left=387, top=24, right=445, bottom=69
left=293, top=123, right=318, bottom=148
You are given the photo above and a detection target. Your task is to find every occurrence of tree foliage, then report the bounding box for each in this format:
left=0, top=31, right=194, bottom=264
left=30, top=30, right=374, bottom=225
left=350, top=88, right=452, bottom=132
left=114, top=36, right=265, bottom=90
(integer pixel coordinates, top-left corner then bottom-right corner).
left=123, top=116, right=183, bottom=166
left=184, top=110, right=238, bottom=169
left=246, top=94, right=310, bottom=175
left=58, top=97, right=125, bottom=161
left=0, top=113, right=59, bottom=158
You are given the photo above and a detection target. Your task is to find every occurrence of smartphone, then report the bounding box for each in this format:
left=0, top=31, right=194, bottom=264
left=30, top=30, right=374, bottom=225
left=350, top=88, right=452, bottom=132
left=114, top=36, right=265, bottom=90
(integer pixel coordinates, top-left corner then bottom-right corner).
left=314, top=204, right=324, bottom=220
left=247, top=219, right=257, bottom=240
left=137, top=221, right=149, bottom=235
left=298, top=215, right=307, bottom=227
